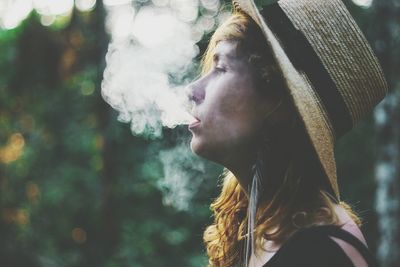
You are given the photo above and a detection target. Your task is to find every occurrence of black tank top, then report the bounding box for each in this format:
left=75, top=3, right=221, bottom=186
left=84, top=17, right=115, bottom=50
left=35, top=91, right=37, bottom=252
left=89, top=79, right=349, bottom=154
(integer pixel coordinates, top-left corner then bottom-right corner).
left=262, top=225, right=379, bottom=267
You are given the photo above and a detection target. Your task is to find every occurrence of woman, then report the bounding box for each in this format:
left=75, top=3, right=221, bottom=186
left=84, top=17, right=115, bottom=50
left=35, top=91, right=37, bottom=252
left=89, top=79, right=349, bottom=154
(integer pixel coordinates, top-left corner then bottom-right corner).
left=187, top=0, right=388, bottom=266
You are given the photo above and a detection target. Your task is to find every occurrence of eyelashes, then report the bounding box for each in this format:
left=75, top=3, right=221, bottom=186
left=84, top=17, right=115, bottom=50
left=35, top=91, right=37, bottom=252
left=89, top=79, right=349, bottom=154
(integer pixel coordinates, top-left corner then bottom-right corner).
left=214, top=66, right=227, bottom=74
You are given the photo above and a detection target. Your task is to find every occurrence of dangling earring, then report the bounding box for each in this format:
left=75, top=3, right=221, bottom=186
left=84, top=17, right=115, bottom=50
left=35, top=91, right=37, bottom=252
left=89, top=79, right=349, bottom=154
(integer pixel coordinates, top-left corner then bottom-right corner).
left=243, top=147, right=268, bottom=267
left=242, top=94, right=285, bottom=266
left=244, top=162, right=261, bottom=267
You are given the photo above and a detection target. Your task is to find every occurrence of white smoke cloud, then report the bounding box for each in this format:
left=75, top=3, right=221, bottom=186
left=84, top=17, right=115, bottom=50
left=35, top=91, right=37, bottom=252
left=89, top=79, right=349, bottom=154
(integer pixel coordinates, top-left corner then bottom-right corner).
left=101, top=0, right=227, bottom=138
left=101, top=35, right=196, bottom=137
left=102, top=0, right=230, bottom=138
left=157, top=142, right=206, bottom=211
left=102, top=0, right=227, bottom=209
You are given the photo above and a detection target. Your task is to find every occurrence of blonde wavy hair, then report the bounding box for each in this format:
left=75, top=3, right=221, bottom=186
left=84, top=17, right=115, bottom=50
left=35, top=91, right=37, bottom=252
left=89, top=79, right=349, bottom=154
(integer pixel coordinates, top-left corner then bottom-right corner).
left=201, top=10, right=362, bottom=267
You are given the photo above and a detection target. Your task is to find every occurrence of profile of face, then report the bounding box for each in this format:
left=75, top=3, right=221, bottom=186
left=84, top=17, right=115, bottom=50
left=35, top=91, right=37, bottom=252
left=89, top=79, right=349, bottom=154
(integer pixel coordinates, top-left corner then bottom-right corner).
left=187, top=40, right=282, bottom=168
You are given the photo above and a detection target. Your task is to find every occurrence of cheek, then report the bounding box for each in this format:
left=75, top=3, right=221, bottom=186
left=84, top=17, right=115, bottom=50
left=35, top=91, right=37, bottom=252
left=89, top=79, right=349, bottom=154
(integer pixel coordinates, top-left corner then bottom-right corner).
left=203, top=94, right=261, bottom=147
left=190, top=73, right=264, bottom=157
left=213, top=86, right=261, bottom=137
left=206, top=76, right=254, bottom=119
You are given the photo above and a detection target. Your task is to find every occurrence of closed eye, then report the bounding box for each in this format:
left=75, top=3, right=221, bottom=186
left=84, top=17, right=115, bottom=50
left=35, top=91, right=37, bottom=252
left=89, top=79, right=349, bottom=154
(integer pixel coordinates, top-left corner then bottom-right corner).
left=214, top=66, right=227, bottom=74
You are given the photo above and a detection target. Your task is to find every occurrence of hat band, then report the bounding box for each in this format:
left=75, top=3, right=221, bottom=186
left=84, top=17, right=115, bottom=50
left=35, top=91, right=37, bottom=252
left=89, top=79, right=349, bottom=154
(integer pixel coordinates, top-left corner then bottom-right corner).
left=260, top=3, right=353, bottom=140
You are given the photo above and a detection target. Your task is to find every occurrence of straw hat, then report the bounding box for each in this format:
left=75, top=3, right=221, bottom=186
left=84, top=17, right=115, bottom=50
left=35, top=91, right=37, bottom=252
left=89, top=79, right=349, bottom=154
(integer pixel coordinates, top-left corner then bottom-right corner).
left=232, top=0, right=388, bottom=201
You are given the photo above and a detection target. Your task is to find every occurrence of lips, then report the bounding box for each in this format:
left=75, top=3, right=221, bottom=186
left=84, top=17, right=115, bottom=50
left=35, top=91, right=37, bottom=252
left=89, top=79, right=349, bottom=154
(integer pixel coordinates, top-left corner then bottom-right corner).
left=189, top=117, right=201, bottom=130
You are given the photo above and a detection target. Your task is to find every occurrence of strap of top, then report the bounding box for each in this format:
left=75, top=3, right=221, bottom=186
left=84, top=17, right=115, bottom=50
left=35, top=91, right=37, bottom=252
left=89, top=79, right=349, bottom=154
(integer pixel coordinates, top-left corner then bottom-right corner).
left=303, top=225, right=379, bottom=267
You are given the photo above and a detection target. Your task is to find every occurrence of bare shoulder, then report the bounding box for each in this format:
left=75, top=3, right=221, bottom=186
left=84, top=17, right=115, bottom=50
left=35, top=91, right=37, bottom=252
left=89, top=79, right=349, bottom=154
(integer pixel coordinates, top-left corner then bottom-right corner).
left=330, top=204, right=369, bottom=267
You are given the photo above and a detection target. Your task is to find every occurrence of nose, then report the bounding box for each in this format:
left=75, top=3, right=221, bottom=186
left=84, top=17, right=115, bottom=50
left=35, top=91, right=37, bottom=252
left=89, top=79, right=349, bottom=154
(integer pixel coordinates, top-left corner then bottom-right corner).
left=187, top=78, right=205, bottom=105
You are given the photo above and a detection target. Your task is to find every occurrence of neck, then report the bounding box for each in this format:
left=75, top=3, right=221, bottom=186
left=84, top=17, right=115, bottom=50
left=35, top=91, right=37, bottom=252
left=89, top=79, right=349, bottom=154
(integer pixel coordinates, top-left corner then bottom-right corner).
left=226, top=139, right=290, bottom=199
left=229, top=162, right=254, bottom=198
left=221, top=143, right=256, bottom=197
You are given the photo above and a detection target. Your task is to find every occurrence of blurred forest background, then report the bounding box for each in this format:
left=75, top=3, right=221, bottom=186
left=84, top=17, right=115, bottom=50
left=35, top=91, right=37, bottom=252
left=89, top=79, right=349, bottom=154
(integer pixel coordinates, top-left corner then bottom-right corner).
left=0, top=0, right=399, bottom=267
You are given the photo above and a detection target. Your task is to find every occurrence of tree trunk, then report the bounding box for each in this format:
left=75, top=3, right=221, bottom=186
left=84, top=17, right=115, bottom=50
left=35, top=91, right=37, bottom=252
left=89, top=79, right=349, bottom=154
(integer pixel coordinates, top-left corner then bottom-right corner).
left=372, top=0, right=400, bottom=266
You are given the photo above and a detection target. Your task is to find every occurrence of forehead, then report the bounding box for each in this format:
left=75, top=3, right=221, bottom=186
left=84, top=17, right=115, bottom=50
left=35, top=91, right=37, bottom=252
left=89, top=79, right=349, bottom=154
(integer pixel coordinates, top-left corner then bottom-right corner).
left=214, top=40, right=241, bottom=60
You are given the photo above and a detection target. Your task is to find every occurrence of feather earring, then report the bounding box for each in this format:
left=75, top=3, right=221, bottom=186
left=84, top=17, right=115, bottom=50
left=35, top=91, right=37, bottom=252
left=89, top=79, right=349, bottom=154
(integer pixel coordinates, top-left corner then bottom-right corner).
left=243, top=150, right=266, bottom=267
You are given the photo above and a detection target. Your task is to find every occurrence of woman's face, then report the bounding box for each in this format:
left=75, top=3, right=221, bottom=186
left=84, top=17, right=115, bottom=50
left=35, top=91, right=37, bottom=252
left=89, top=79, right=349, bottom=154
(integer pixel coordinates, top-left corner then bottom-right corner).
left=188, top=39, right=279, bottom=166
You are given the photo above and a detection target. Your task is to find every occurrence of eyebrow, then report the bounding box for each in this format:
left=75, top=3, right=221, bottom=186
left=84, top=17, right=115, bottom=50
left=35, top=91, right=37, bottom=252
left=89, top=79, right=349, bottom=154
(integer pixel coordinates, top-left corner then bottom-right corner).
left=213, top=52, right=234, bottom=63
left=213, top=53, right=221, bottom=63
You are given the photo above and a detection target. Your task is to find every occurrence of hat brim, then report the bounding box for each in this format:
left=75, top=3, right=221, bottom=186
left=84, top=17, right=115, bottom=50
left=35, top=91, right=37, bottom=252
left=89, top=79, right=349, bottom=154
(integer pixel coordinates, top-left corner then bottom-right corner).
left=233, top=0, right=340, bottom=200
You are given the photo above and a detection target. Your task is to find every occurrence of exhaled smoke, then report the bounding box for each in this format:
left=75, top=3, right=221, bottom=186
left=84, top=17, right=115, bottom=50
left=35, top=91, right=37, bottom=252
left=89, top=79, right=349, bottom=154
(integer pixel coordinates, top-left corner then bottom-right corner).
left=101, top=0, right=227, bottom=210
left=101, top=0, right=227, bottom=138
left=158, top=142, right=206, bottom=211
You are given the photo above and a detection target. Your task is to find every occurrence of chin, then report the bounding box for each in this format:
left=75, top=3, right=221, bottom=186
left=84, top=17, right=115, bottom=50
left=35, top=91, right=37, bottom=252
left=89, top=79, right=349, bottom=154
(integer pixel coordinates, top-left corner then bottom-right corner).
left=190, top=135, right=211, bottom=157
left=190, top=136, right=205, bottom=156
left=190, top=136, right=224, bottom=164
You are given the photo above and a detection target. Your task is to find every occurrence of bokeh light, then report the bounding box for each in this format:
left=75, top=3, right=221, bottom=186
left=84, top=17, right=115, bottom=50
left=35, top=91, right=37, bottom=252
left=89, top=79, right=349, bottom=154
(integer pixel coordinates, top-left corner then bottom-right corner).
left=26, top=182, right=41, bottom=203
left=75, top=0, right=97, bottom=12
left=0, top=0, right=33, bottom=30
left=33, top=0, right=74, bottom=16
left=2, top=208, right=29, bottom=226
left=0, top=0, right=96, bottom=29
left=103, top=0, right=131, bottom=6
left=72, top=227, right=87, bottom=244
left=0, top=133, right=25, bottom=164
left=352, top=0, right=373, bottom=8
left=40, top=14, right=56, bottom=26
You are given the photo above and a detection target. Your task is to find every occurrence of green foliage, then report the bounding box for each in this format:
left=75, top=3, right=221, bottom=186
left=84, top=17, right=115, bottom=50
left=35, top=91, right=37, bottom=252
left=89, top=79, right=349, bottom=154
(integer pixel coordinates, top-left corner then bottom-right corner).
left=0, top=4, right=218, bottom=267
